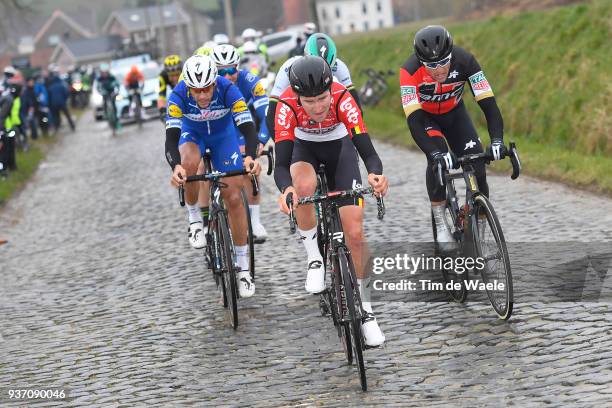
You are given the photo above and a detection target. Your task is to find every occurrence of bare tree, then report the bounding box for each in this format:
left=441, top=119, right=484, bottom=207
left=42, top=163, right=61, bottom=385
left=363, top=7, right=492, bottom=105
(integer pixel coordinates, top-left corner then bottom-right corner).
left=0, top=0, right=35, bottom=52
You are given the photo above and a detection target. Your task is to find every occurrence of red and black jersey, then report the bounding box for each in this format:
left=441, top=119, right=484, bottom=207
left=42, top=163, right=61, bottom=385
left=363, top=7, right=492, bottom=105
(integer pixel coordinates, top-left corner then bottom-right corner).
left=399, top=46, right=494, bottom=116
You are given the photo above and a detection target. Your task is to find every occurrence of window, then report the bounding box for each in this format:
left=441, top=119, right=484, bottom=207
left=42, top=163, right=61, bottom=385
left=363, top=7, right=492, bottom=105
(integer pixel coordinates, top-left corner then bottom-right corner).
left=322, top=8, right=327, bottom=20
left=350, top=22, right=355, bottom=32
left=377, top=1, right=382, bottom=12
left=362, top=2, right=367, bottom=14
left=379, top=19, right=384, bottom=28
left=336, top=25, right=342, bottom=34
left=364, top=21, right=369, bottom=31
left=335, top=7, right=340, bottom=18
left=48, top=34, right=60, bottom=46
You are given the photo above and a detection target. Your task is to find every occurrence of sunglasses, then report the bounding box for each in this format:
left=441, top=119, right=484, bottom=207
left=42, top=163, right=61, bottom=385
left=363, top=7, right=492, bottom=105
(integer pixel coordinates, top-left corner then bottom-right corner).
left=218, top=66, right=238, bottom=76
left=190, top=83, right=215, bottom=94
left=421, top=54, right=452, bottom=69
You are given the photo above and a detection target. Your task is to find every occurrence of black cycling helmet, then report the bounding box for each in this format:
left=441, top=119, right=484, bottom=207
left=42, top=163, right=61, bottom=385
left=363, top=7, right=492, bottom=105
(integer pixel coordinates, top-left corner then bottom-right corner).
left=289, top=55, right=333, bottom=97
left=413, top=25, right=453, bottom=63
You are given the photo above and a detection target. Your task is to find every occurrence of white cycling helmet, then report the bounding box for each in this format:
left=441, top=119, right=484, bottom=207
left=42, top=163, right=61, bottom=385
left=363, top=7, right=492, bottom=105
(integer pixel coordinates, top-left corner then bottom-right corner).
left=304, top=22, right=317, bottom=35
left=182, top=55, right=218, bottom=88
left=242, top=28, right=259, bottom=41
left=242, top=40, right=258, bottom=54
left=212, top=33, right=230, bottom=44
left=212, top=44, right=240, bottom=66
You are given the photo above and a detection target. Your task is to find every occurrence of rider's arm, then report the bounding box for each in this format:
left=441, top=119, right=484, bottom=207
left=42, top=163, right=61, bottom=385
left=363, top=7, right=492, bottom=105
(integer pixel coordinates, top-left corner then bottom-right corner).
left=478, top=97, right=503, bottom=142
left=158, top=75, right=167, bottom=103
left=165, top=127, right=181, bottom=170
left=465, top=54, right=503, bottom=142
left=229, top=97, right=258, bottom=159
left=400, top=67, right=438, bottom=157
left=335, top=59, right=363, bottom=112
left=164, top=96, right=184, bottom=170
left=348, top=88, right=363, bottom=112
left=272, top=100, right=297, bottom=192
left=337, top=91, right=382, bottom=174
left=251, top=80, right=270, bottom=143
left=265, top=98, right=278, bottom=142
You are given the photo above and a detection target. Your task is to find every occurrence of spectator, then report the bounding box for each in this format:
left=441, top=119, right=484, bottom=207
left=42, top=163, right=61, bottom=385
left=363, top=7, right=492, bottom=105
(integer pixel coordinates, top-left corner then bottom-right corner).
left=47, top=72, right=75, bottom=133
left=21, top=77, right=39, bottom=140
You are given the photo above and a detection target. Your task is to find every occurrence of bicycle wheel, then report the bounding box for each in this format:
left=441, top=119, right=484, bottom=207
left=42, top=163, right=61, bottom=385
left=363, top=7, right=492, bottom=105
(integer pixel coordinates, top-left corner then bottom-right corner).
left=239, top=188, right=255, bottom=280
left=218, top=210, right=239, bottom=329
left=432, top=209, right=467, bottom=303
left=332, top=252, right=352, bottom=365
left=338, top=247, right=367, bottom=391
left=472, top=194, right=513, bottom=320
left=135, top=94, right=142, bottom=128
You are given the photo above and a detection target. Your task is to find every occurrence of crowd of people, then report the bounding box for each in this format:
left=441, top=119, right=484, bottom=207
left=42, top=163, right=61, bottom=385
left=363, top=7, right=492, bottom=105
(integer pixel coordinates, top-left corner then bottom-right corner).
left=0, top=65, right=86, bottom=176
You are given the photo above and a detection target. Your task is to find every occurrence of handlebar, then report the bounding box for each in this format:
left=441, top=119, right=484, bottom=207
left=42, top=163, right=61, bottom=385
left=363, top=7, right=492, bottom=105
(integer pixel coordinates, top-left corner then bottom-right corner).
left=434, top=142, right=521, bottom=187
left=178, top=165, right=259, bottom=207
left=243, top=147, right=274, bottom=176
left=286, top=186, right=385, bottom=234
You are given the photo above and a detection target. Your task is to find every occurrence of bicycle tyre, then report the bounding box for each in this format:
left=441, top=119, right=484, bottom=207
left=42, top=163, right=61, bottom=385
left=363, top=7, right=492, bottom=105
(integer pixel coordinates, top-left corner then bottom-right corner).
left=135, top=94, right=142, bottom=128
left=218, top=210, right=239, bottom=329
left=338, top=247, right=367, bottom=391
left=239, top=188, right=255, bottom=280
left=472, top=194, right=513, bottom=320
left=332, top=253, right=353, bottom=365
left=432, top=210, right=467, bottom=303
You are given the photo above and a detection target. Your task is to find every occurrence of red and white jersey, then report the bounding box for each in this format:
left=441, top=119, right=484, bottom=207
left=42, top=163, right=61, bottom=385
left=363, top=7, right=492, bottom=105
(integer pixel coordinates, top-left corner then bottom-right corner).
left=275, top=82, right=367, bottom=143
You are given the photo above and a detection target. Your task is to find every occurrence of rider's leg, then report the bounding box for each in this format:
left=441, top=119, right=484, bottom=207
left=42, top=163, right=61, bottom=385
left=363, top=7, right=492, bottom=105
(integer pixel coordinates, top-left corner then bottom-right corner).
left=331, top=136, right=384, bottom=346
left=444, top=106, right=489, bottom=237
left=239, top=141, right=266, bottom=241
left=211, top=131, right=254, bottom=296
left=291, top=160, right=322, bottom=293
left=179, top=139, right=206, bottom=249
left=196, top=158, right=210, bottom=225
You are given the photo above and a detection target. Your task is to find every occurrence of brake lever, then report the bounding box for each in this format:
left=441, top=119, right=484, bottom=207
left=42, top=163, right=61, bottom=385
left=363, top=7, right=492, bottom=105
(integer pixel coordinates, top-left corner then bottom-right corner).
left=376, top=195, right=385, bottom=220
left=436, top=162, right=445, bottom=187
left=178, top=185, right=185, bottom=207
left=286, top=192, right=296, bottom=234
left=266, top=146, right=274, bottom=176
left=509, top=142, right=521, bottom=180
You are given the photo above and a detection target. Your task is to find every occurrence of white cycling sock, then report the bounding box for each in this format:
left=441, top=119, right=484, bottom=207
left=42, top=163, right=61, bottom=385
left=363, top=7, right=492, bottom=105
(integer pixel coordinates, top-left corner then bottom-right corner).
left=235, top=245, right=249, bottom=271
left=186, top=203, right=203, bottom=224
left=249, top=205, right=261, bottom=225
left=358, top=278, right=373, bottom=314
left=298, top=226, right=322, bottom=261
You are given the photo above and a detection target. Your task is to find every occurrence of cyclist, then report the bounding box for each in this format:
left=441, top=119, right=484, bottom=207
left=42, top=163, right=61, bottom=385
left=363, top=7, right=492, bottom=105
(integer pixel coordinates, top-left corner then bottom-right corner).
left=266, top=32, right=361, bottom=142
left=288, top=22, right=317, bottom=58
left=96, top=63, right=119, bottom=124
left=158, top=55, right=183, bottom=120
left=275, top=56, right=388, bottom=347
left=212, top=33, right=231, bottom=45
left=400, top=25, right=505, bottom=245
left=194, top=41, right=217, bottom=57
left=164, top=55, right=260, bottom=298
left=238, top=28, right=268, bottom=62
left=212, top=44, right=270, bottom=242
left=124, top=65, right=144, bottom=116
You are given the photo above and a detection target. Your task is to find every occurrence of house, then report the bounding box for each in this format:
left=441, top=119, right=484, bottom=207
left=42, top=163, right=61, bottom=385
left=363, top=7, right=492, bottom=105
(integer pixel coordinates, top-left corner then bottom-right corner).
left=102, top=3, right=209, bottom=58
left=33, top=9, right=96, bottom=51
left=315, top=0, right=394, bottom=35
left=0, top=9, right=97, bottom=72
left=49, top=36, right=123, bottom=69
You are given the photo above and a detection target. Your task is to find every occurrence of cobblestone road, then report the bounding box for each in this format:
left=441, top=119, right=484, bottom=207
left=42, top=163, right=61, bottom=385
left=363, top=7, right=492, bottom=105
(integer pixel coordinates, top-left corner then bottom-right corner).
left=1, top=114, right=611, bottom=407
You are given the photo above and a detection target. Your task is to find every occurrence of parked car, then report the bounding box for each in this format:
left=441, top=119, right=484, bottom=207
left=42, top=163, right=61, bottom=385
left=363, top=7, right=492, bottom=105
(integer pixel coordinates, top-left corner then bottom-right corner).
left=262, top=28, right=302, bottom=61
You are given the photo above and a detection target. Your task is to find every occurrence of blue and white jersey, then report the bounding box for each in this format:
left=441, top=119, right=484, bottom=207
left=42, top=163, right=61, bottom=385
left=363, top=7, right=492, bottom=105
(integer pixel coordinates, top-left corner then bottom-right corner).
left=165, top=75, right=253, bottom=135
